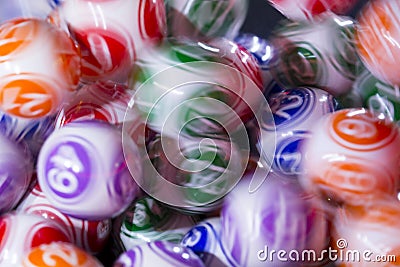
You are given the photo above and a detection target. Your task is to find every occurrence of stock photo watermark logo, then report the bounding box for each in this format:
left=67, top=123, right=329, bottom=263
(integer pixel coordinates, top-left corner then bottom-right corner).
left=122, top=61, right=276, bottom=209
left=257, top=238, right=397, bottom=264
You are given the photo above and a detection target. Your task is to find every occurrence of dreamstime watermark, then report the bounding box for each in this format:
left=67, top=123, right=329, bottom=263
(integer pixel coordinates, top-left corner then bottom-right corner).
left=257, top=239, right=397, bottom=264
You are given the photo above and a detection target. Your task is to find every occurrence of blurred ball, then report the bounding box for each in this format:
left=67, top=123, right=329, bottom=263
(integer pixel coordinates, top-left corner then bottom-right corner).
left=165, top=0, right=248, bottom=40
left=0, top=133, right=33, bottom=213
left=17, top=182, right=111, bottom=254
left=268, top=0, right=359, bottom=21
left=55, top=0, right=166, bottom=83
left=234, top=32, right=276, bottom=93
left=114, top=241, right=205, bottom=267
left=356, top=0, right=400, bottom=87
left=116, top=196, right=196, bottom=250
left=37, top=120, right=141, bottom=220
left=0, top=18, right=80, bottom=118
left=258, top=87, right=336, bottom=176
left=271, top=15, right=361, bottom=96
left=353, top=66, right=400, bottom=124
left=332, top=200, right=400, bottom=266
left=129, top=38, right=263, bottom=137
left=181, top=218, right=231, bottom=267
left=0, top=111, right=55, bottom=158
left=23, top=242, right=104, bottom=267
left=55, top=81, right=133, bottom=128
left=0, top=213, right=70, bottom=266
left=220, top=172, right=328, bottom=266
left=144, top=133, right=245, bottom=214
left=301, top=108, right=400, bottom=206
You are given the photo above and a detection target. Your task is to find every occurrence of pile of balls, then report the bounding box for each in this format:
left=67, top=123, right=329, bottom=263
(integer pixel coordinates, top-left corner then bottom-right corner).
left=0, top=0, right=398, bottom=266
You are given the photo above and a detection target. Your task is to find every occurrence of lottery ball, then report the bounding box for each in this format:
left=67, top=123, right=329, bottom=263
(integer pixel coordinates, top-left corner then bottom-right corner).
left=258, top=87, right=336, bottom=176
left=165, top=0, right=248, bottom=40
left=271, top=14, right=361, bottom=96
left=0, top=133, right=33, bottom=213
left=114, top=241, right=205, bottom=267
left=116, top=197, right=196, bottom=250
left=129, top=37, right=263, bottom=137
left=267, top=0, right=359, bottom=21
left=353, top=69, right=400, bottom=123
left=55, top=81, right=133, bottom=128
left=143, top=133, right=245, bottom=214
left=0, top=212, right=71, bottom=266
left=0, top=111, right=55, bottom=158
left=181, top=218, right=232, bottom=267
left=23, top=242, right=103, bottom=267
left=56, top=0, right=166, bottom=83
left=332, top=200, right=400, bottom=266
left=17, top=182, right=111, bottom=254
left=356, top=0, right=400, bottom=87
left=234, top=33, right=276, bottom=93
left=0, top=18, right=80, bottom=119
left=220, top=172, right=328, bottom=267
left=37, top=120, right=141, bottom=220
left=300, top=108, right=400, bottom=206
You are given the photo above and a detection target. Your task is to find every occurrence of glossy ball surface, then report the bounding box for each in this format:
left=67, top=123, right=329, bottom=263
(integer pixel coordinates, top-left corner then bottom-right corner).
left=258, top=87, right=336, bottom=176
left=301, top=108, right=400, bottom=206
left=55, top=81, right=133, bottom=128
left=22, top=242, right=104, bottom=267
left=271, top=15, right=361, bottom=96
left=220, top=172, right=328, bottom=267
left=117, top=197, right=196, bottom=250
left=37, top=120, right=141, bottom=220
left=0, top=133, right=33, bottom=213
left=0, top=18, right=80, bottom=118
left=17, top=183, right=111, bottom=254
left=56, top=0, right=166, bottom=83
left=332, top=200, right=400, bottom=266
left=356, top=0, right=400, bottom=86
left=0, top=213, right=71, bottom=266
left=166, top=0, right=248, bottom=40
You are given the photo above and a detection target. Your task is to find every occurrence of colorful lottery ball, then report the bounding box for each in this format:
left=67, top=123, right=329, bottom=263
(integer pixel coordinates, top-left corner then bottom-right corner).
left=37, top=120, right=141, bottom=220
left=0, top=18, right=80, bottom=119
left=356, top=0, right=400, bottom=87
left=129, top=37, right=263, bottom=137
left=0, top=111, right=55, bottom=158
left=234, top=32, right=276, bottom=93
left=181, top=218, right=232, bottom=267
left=267, top=0, right=359, bottom=21
left=0, top=213, right=71, bottom=266
left=22, top=242, right=104, bottom=267
left=116, top=197, right=196, bottom=250
left=55, top=81, right=133, bottom=128
left=55, top=0, right=166, bottom=83
left=271, top=14, right=361, bottom=96
left=220, top=172, right=328, bottom=267
left=144, top=133, right=245, bottom=213
left=165, top=0, right=248, bottom=40
left=353, top=69, right=400, bottom=123
left=17, top=182, right=111, bottom=254
left=332, top=200, right=400, bottom=266
left=0, top=133, right=33, bottom=213
left=300, top=108, right=400, bottom=206
left=258, top=87, right=336, bottom=176
left=114, top=241, right=205, bottom=267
